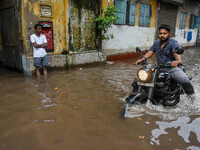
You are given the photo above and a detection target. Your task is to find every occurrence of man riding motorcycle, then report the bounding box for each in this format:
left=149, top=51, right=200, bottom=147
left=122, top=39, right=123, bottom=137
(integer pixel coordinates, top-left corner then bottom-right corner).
left=136, top=24, right=195, bottom=100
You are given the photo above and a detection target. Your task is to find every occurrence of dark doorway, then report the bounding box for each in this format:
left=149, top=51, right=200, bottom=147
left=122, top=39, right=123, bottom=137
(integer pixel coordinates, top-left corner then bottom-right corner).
left=156, top=1, right=178, bottom=38
left=0, top=0, right=23, bottom=71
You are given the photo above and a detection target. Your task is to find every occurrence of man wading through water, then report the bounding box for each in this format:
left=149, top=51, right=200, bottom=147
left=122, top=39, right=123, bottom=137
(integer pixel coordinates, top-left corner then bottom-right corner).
left=136, top=24, right=195, bottom=100
left=30, top=24, right=49, bottom=78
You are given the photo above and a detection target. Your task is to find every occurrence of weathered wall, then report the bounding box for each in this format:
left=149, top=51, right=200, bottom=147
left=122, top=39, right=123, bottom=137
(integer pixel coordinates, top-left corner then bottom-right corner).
left=102, top=0, right=157, bottom=54
left=22, top=0, right=100, bottom=55
left=69, top=0, right=100, bottom=51
left=22, top=52, right=106, bottom=76
left=174, top=29, right=197, bottom=47
left=21, top=0, right=67, bottom=56
left=174, top=0, right=200, bottom=47
left=102, top=26, right=155, bottom=54
left=21, top=0, right=104, bottom=75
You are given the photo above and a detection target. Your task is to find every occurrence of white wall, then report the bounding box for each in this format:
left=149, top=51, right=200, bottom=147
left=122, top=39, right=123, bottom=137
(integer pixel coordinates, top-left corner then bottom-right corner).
left=174, top=29, right=198, bottom=47
left=102, top=25, right=156, bottom=55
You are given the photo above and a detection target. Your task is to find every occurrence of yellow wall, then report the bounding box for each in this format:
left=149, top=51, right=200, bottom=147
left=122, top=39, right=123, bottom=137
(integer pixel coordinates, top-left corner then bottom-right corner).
left=185, top=15, right=190, bottom=28
left=101, top=0, right=110, bottom=11
left=176, top=14, right=180, bottom=28
left=22, top=0, right=157, bottom=56
left=22, top=0, right=68, bottom=56
left=135, top=3, right=140, bottom=26
left=101, top=0, right=113, bottom=16
left=148, top=0, right=157, bottom=28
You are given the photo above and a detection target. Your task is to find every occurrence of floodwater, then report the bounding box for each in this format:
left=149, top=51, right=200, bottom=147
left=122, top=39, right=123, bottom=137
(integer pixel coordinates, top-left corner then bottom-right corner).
left=0, top=48, right=200, bottom=150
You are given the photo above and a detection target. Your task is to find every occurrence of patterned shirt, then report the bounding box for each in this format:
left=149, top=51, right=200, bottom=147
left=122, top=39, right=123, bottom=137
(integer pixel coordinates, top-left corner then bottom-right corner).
left=149, top=38, right=179, bottom=65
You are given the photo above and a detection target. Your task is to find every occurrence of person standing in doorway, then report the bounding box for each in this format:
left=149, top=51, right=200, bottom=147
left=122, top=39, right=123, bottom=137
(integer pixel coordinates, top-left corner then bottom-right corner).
left=30, top=24, right=49, bottom=78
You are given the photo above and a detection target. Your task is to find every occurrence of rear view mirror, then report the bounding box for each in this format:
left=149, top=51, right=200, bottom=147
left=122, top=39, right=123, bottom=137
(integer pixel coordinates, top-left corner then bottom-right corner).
left=136, top=47, right=141, bottom=53
left=174, top=46, right=184, bottom=54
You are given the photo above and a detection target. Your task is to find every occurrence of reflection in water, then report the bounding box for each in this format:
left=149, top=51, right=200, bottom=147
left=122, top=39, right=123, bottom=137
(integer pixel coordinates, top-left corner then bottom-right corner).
left=151, top=117, right=200, bottom=146
left=35, top=79, right=59, bottom=110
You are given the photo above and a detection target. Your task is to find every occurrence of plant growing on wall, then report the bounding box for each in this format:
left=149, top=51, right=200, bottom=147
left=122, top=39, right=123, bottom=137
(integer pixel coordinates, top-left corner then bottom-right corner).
left=95, top=5, right=119, bottom=41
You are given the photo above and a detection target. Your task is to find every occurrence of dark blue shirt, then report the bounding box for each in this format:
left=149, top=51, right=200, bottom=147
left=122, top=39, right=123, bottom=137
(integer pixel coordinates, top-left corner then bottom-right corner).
left=149, top=38, right=179, bottom=65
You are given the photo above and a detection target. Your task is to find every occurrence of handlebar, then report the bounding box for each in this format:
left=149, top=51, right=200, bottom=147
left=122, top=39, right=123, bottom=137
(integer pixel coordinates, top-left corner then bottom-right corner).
left=134, top=60, right=184, bottom=69
left=159, top=61, right=183, bottom=68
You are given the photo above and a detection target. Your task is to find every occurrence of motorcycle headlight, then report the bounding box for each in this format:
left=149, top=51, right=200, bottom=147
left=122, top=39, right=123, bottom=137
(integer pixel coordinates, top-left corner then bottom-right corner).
left=137, top=69, right=152, bottom=82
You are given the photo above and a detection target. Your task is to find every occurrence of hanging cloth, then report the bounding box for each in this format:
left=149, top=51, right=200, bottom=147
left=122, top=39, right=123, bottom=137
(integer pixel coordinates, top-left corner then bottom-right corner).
left=187, top=32, right=192, bottom=41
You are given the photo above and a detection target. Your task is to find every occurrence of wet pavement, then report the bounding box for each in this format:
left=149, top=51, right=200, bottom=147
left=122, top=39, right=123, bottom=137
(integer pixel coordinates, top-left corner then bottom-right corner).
left=0, top=47, right=200, bottom=150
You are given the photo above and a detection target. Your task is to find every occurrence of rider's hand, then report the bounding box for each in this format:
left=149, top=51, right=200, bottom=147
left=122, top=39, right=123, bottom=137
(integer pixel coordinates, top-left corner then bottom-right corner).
left=136, top=56, right=146, bottom=65
left=136, top=59, right=143, bottom=65
left=171, top=60, right=181, bottom=67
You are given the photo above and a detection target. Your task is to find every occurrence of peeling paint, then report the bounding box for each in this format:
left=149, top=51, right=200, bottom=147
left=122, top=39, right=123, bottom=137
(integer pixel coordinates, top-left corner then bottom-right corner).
left=22, top=0, right=67, bottom=56
left=69, top=0, right=99, bottom=51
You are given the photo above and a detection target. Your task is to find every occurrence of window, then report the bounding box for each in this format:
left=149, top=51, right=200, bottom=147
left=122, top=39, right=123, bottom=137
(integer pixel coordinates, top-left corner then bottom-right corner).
left=189, top=15, right=200, bottom=29
left=115, top=0, right=136, bottom=25
left=192, top=16, right=200, bottom=29
left=179, top=12, right=187, bottom=29
left=139, top=4, right=151, bottom=27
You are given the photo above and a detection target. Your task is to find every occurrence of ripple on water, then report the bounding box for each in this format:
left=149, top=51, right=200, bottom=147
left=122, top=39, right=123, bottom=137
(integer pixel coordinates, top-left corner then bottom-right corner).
left=43, top=119, right=55, bottom=123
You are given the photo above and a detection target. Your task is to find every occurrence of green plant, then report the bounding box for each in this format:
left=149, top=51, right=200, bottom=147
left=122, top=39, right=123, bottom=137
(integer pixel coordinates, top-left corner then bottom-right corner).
left=95, top=5, right=119, bottom=41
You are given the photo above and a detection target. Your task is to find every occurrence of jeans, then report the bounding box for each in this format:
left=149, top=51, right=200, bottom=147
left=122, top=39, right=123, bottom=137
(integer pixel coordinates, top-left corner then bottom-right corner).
left=165, top=67, right=194, bottom=94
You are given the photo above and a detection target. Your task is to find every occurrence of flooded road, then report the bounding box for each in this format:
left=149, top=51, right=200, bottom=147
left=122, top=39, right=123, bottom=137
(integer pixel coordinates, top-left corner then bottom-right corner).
left=0, top=48, right=200, bottom=150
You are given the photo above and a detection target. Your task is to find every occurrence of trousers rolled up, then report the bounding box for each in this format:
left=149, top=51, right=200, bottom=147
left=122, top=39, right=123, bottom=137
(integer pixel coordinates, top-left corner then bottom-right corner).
left=165, top=67, right=194, bottom=95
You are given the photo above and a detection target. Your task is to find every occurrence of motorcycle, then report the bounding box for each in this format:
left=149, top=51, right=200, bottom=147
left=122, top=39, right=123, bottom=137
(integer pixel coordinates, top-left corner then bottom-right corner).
left=126, top=47, right=187, bottom=107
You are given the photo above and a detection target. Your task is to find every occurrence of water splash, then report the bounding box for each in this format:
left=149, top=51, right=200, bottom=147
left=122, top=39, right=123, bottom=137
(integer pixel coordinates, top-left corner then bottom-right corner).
left=124, top=95, right=200, bottom=120
left=123, top=60, right=200, bottom=120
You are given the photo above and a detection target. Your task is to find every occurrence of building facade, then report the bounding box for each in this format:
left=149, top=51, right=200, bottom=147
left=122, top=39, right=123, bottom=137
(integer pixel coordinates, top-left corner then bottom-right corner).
left=0, top=0, right=105, bottom=75
left=102, top=0, right=200, bottom=59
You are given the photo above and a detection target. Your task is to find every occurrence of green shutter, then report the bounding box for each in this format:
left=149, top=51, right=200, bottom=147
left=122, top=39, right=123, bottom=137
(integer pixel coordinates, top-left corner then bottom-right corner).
left=115, top=0, right=127, bottom=24
left=139, top=4, right=150, bottom=27
left=180, top=13, right=186, bottom=29
left=139, top=5, right=145, bottom=26
left=194, top=16, right=200, bottom=28
left=144, top=5, right=150, bottom=26
left=129, top=2, right=136, bottom=25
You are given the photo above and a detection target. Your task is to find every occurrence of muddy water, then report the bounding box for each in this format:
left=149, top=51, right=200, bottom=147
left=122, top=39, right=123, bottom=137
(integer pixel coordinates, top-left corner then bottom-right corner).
left=0, top=48, right=200, bottom=150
